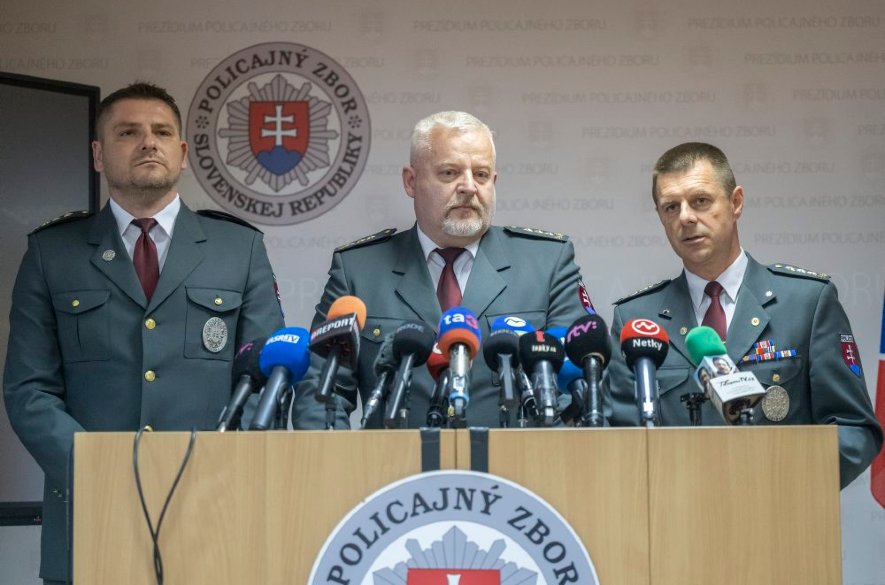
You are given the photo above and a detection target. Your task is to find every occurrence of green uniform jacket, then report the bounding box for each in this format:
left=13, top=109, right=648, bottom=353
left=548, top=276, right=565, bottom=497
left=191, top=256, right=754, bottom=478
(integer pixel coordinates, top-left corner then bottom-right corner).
left=604, top=254, right=883, bottom=488
left=3, top=203, right=285, bottom=581
left=294, top=225, right=591, bottom=430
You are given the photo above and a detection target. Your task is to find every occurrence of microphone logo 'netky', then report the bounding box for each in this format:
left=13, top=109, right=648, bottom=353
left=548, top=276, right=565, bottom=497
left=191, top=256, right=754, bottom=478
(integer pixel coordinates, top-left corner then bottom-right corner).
left=629, top=318, right=661, bottom=336
left=629, top=338, right=663, bottom=352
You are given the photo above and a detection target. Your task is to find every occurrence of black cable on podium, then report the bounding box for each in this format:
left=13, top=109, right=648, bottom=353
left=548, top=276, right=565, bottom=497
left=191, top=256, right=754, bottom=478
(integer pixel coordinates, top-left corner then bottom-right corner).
left=132, top=426, right=197, bottom=585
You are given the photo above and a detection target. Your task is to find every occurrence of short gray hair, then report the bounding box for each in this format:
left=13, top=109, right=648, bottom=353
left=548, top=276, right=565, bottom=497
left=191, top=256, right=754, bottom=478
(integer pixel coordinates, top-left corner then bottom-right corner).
left=409, top=111, right=495, bottom=165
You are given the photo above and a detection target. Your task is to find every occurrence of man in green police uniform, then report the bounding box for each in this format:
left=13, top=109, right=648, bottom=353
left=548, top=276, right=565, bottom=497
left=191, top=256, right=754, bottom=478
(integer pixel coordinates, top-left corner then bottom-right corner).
left=295, top=111, right=592, bottom=429
left=3, top=82, right=286, bottom=584
left=604, top=142, right=882, bottom=488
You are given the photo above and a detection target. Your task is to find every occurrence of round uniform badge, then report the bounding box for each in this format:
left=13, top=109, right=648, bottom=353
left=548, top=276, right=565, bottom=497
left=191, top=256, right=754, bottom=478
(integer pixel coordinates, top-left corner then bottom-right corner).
left=202, top=317, right=228, bottom=353
left=102, top=249, right=116, bottom=261
left=761, top=385, right=789, bottom=422
left=187, top=42, right=371, bottom=226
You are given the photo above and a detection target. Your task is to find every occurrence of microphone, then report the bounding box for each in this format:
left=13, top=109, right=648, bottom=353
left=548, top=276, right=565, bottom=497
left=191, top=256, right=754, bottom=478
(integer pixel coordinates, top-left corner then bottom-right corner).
left=249, top=327, right=311, bottom=430
left=383, top=321, right=437, bottom=428
left=490, top=316, right=536, bottom=425
left=360, top=333, right=397, bottom=429
left=217, top=337, right=268, bottom=431
left=425, top=343, right=450, bottom=427
left=546, top=327, right=585, bottom=426
left=564, top=314, right=612, bottom=427
left=685, top=326, right=767, bottom=425
left=518, top=331, right=565, bottom=426
left=619, top=318, right=670, bottom=427
left=490, top=315, right=535, bottom=336
left=436, top=307, right=482, bottom=425
left=311, top=296, right=367, bottom=404
left=482, top=328, right=520, bottom=409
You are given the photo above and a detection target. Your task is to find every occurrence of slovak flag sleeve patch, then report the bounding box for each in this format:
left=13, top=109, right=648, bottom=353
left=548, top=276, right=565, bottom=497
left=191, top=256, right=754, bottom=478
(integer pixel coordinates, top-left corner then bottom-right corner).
left=840, top=333, right=862, bottom=377
left=578, top=280, right=595, bottom=314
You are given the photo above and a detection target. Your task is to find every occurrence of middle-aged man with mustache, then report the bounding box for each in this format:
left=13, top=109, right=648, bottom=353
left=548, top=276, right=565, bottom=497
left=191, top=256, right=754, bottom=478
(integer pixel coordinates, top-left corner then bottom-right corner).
left=604, top=141, right=882, bottom=489
left=3, top=82, right=286, bottom=584
left=294, top=111, right=593, bottom=429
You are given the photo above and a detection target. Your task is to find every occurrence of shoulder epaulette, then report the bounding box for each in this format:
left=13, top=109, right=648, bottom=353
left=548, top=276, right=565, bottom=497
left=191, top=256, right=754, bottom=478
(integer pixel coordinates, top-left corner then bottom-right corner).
left=614, top=279, right=671, bottom=305
left=336, top=228, right=397, bottom=252
left=767, top=263, right=830, bottom=281
left=196, top=209, right=262, bottom=233
left=30, top=210, right=92, bottom=235
left=504, top=226, right=568, bottom=241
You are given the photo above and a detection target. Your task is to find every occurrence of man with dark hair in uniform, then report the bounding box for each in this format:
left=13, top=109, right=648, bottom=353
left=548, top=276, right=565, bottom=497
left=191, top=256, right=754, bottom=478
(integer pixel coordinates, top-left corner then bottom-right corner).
left=604, top=142, right=882, bottom=488
left=3, top=82, right=286, bottom=583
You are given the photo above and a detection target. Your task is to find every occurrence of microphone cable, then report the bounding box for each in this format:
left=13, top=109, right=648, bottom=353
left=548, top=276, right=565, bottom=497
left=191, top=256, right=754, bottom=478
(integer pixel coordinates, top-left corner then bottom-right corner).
left=132, top=426, right=197, bottom=585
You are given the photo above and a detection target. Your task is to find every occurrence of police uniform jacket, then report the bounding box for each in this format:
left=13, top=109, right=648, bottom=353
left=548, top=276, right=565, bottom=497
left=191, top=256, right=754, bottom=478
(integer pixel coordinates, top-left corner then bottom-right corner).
left=293, top=224, right=591, bottom=430
left=604, top=254, right=883, bottom=488
left=3, top=202, right=285, bottom=581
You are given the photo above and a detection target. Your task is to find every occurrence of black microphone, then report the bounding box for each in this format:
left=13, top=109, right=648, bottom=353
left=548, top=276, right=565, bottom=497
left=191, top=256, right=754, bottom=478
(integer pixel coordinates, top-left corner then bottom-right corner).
left=311, top=296, right=366, bottom=405
left=564, top=315, right=612, bottom=427
left=383, top=321, right=436, bottom=428
left=425, top=344, right=449, bottom=428
left=518, top=331, right=565, bottom=426
left=482, top=328, right=521, bottom=409
left=360, top=333, right=397, bottom=429
left=217, top=337, right=268, bottom=431
left=619, top=318, right=670, bottom=427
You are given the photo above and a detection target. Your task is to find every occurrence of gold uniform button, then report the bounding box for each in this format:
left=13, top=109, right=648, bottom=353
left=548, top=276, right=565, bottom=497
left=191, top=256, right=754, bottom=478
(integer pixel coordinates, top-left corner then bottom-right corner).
left=71, top=299, right=80, bottom=308
left=772, top=373, right=781, bottom=383
left=144, top=370, right=156, bottom=382
left=145, top=318, right=156, bottom=330
left=214, top=297, right=223, bottom=306
left=373, top=327, right=382, bottom=337
left=751, top=317, right=761, bottom=326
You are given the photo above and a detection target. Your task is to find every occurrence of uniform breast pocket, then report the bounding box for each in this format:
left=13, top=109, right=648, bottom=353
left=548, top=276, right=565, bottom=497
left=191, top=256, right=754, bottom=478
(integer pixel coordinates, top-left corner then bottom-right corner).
left=743, top=357, right=804, bottom=388
left=51, top=290, right=111, bottom=363
left=184, top=287, right=243, bottom=360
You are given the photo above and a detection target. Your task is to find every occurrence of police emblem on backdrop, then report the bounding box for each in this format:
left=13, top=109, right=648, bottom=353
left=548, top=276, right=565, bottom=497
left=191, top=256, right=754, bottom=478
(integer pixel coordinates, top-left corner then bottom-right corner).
left=187, top=42, right=371, bottom=226
left=309, top=470, right=599, bottom=585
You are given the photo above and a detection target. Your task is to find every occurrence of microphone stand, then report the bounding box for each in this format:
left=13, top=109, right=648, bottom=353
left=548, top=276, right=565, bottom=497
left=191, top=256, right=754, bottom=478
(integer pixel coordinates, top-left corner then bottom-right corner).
left=680, top=392, right=706, bottom=426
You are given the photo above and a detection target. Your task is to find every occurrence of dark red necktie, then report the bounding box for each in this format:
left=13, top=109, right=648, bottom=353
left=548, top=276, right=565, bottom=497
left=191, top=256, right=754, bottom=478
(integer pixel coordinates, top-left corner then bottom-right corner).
left=132, top=218, right=159, bottom=301
left=702, top=280, right=727, bottom=341
left=436, top=247, right=466, bottom=312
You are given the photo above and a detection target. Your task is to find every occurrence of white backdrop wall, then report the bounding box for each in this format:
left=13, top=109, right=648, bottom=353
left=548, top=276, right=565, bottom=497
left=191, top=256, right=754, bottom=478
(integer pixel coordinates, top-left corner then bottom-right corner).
left=1, top=1, right=883, bottom=583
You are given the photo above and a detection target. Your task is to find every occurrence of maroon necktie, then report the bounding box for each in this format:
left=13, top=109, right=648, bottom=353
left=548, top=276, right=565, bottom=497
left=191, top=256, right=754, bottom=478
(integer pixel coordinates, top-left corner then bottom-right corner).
left=702, top=280, right=727, bottom=341
left=132, top=218, right=159, bottom=301
left=436, top=248, right=466, bottom=312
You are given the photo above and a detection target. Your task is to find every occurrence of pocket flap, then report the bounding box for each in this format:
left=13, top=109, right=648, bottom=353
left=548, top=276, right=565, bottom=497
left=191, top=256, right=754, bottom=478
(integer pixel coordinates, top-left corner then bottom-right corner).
left=186, top=287, right=243, bottom=312
left=51, top=290, right=110, bottom=314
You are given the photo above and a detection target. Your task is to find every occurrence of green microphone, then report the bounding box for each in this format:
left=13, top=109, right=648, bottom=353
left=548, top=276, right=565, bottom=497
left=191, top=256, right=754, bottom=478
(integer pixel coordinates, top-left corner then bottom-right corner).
left=685, top=325, right=727, bottom=365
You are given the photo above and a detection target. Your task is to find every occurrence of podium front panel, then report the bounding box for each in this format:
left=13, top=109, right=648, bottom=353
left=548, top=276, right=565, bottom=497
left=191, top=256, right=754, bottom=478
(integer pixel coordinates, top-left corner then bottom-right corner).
left=456, top=427, right=650, bottom=585
left=74, top=430, right=455, bottom=584
left=647, top=426, right=841, bottom=585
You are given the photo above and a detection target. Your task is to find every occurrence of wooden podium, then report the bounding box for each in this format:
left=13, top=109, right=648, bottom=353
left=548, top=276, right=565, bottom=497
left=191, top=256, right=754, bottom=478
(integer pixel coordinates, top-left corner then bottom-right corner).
left=74, top=426, right=840, bottom=584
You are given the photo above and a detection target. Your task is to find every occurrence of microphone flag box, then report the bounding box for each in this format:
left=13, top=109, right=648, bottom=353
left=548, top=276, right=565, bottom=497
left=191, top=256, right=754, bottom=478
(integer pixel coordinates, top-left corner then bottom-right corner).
left=694, top=356, right=767, bottom=424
